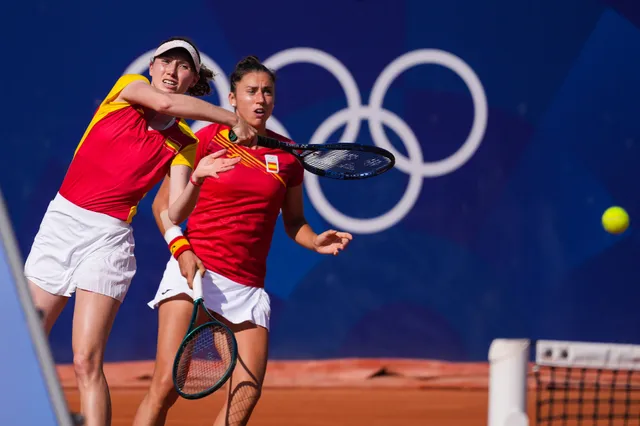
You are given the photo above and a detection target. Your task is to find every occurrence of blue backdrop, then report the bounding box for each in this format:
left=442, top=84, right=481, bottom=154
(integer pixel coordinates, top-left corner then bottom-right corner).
left=4, top=0, right=640, bottom=363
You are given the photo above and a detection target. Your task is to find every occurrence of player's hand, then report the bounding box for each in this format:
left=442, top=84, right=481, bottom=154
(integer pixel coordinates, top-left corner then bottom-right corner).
left=313, top=229, right=353, bottom=255
left=177, top=250, right=205, bottom=289
left=230, top=117, right=257, bottom=147
left=192, top=149, right=241, bottom=182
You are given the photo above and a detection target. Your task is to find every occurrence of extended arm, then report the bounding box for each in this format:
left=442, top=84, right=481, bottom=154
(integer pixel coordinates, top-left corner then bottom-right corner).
left=118, top=80, right=255, bottom=143
left=281, top=184, right=316, bottom=250
left=281, top=184, right=353, bottom=255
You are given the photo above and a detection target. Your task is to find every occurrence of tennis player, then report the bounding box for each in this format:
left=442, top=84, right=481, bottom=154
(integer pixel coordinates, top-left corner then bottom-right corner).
left=132, top=55, right=353, bottom=426
left=23, top=37, right=256, bottom=426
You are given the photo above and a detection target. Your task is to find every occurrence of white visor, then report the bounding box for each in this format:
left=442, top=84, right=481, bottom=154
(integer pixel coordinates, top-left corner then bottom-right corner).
left=154, top=40, right=201, bottom=73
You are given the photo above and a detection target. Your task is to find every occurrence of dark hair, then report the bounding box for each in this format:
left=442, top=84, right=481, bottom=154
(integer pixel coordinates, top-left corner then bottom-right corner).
left=229, top=55, right=276, bottom=93
left=188, top=64, right=214, bottom=97
left=154, top=36, right=215, bottom=97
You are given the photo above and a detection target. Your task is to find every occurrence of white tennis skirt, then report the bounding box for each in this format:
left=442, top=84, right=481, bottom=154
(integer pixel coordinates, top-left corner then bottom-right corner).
left=24, top=193, right=136, bottom=302
left=148, top=256, right=271, bottom=330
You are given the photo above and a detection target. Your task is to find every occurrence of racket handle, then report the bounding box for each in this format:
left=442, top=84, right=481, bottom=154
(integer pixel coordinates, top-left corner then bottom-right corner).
left=192, top=272, right=204, bottom=301
left=228, top=130, right=281, bottom=149
left=255, top=135, right=280, bottom=149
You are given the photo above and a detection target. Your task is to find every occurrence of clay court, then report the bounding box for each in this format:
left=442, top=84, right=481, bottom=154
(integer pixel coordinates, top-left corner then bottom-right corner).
left=65, top=388, right=494, bottom=426
left=55, top=350, right=640, bottom=426
left=58, top=359, right=537, bottom=425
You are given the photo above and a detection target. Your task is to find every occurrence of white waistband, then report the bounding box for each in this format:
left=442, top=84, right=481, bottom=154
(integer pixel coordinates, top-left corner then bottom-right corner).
left=52, top=193, right=130, bottom=229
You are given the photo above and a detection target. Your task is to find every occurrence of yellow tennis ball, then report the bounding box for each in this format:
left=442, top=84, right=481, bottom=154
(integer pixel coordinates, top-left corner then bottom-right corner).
left=602, top=206, right=629, bottom=234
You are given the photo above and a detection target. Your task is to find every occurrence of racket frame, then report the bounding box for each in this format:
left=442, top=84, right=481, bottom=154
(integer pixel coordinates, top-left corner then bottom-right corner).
left=229, top=131, right=395, bottom=180
left=172, top=273, right=238, bottom=400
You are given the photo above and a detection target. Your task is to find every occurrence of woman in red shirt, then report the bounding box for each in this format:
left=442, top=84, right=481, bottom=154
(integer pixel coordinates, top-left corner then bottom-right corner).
left=133, top=55, right=353, bottom=426
left=24, top=37, right=256, bottom=426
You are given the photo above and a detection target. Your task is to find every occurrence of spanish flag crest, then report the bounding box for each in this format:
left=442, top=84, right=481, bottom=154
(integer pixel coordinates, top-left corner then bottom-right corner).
left=265, top=154, right=279, bottom=174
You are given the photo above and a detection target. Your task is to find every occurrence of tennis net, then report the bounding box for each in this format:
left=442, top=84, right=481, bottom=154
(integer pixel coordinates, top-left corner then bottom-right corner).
left=488, top=339, right=640, bottom=426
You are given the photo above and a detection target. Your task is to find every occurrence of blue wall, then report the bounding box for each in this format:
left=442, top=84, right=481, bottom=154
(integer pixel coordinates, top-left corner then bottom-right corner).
left=4, top=0, right=640, bottom=363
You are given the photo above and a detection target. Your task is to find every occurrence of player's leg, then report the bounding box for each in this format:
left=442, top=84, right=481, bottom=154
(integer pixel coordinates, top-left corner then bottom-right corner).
left=27, top=279, right=68, bottom=334
left=23, top=196, right=75, bottom=334
left=71, top=289, right=121, bottom=426
left=132, top=295, right=194, bottom=426
left=212, top=318, right=269, bottom=426
left=70, top=223, right=135, bottom=426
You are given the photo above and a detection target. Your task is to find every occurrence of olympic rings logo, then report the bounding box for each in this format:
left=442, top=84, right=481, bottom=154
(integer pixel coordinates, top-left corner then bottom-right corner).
left=124, top=47, right=488, bottom=234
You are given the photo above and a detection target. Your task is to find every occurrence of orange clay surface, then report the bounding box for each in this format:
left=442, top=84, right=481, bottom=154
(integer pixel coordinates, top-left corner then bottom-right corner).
left=59, top=359, right=543, bottom=425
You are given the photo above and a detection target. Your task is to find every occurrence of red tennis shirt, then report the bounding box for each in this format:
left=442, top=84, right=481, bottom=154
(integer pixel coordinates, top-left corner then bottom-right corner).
left=185, top=124, right=304, bottom=288
left=59, top=74, right=198, bottom=222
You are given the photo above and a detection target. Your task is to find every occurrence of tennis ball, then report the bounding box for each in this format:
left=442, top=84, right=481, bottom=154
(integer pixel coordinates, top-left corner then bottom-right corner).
left=602, top=206, right=629, bottom=234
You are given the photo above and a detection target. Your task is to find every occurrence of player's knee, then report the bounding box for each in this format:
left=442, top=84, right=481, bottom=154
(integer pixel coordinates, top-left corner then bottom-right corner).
left=73, top=350, right=102, bottom=382
left=150, top=373, right=179, bottom=407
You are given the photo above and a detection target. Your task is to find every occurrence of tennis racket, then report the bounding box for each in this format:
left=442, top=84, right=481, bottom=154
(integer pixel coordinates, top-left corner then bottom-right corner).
left=172, top=272, right=238, bottom=400
left=228, top=131, right=395, bottom=180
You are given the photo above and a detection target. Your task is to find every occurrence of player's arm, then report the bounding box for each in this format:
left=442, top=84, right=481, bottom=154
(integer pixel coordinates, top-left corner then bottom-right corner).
left=151, top=168, right=198, bottom=235
left=118, top=80, right=237, bottom=126
left=166, top=151, right=240, bottom=225
left=282, top=184, right=353, bottom=255
left=281, top=184, right=316, bottom=250
left=117, top=81, right=255, bottom=143
left=151, top=175, right=174, bottom=236
left=159, top=127, right=218, bottom=229
left=152, top=174, right=205, bottom=284
left=166, top=165, right=198, bottom=225
left=166, top=163, right=207, bottom=226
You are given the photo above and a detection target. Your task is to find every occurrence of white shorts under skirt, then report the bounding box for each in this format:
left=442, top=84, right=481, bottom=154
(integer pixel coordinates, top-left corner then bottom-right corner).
left=24, top=193, right=136, bottom=302
left=148, top=257, right=271, bottom=330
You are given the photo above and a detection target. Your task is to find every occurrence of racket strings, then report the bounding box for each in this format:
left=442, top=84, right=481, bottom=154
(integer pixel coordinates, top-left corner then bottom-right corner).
left=302, top=149, right=392, bottom=175
left=175, top=324, right=235, bottom=395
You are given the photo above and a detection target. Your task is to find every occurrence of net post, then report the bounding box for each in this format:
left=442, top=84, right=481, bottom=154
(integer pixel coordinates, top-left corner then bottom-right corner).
left=488, top=338, right=530, bottom=426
